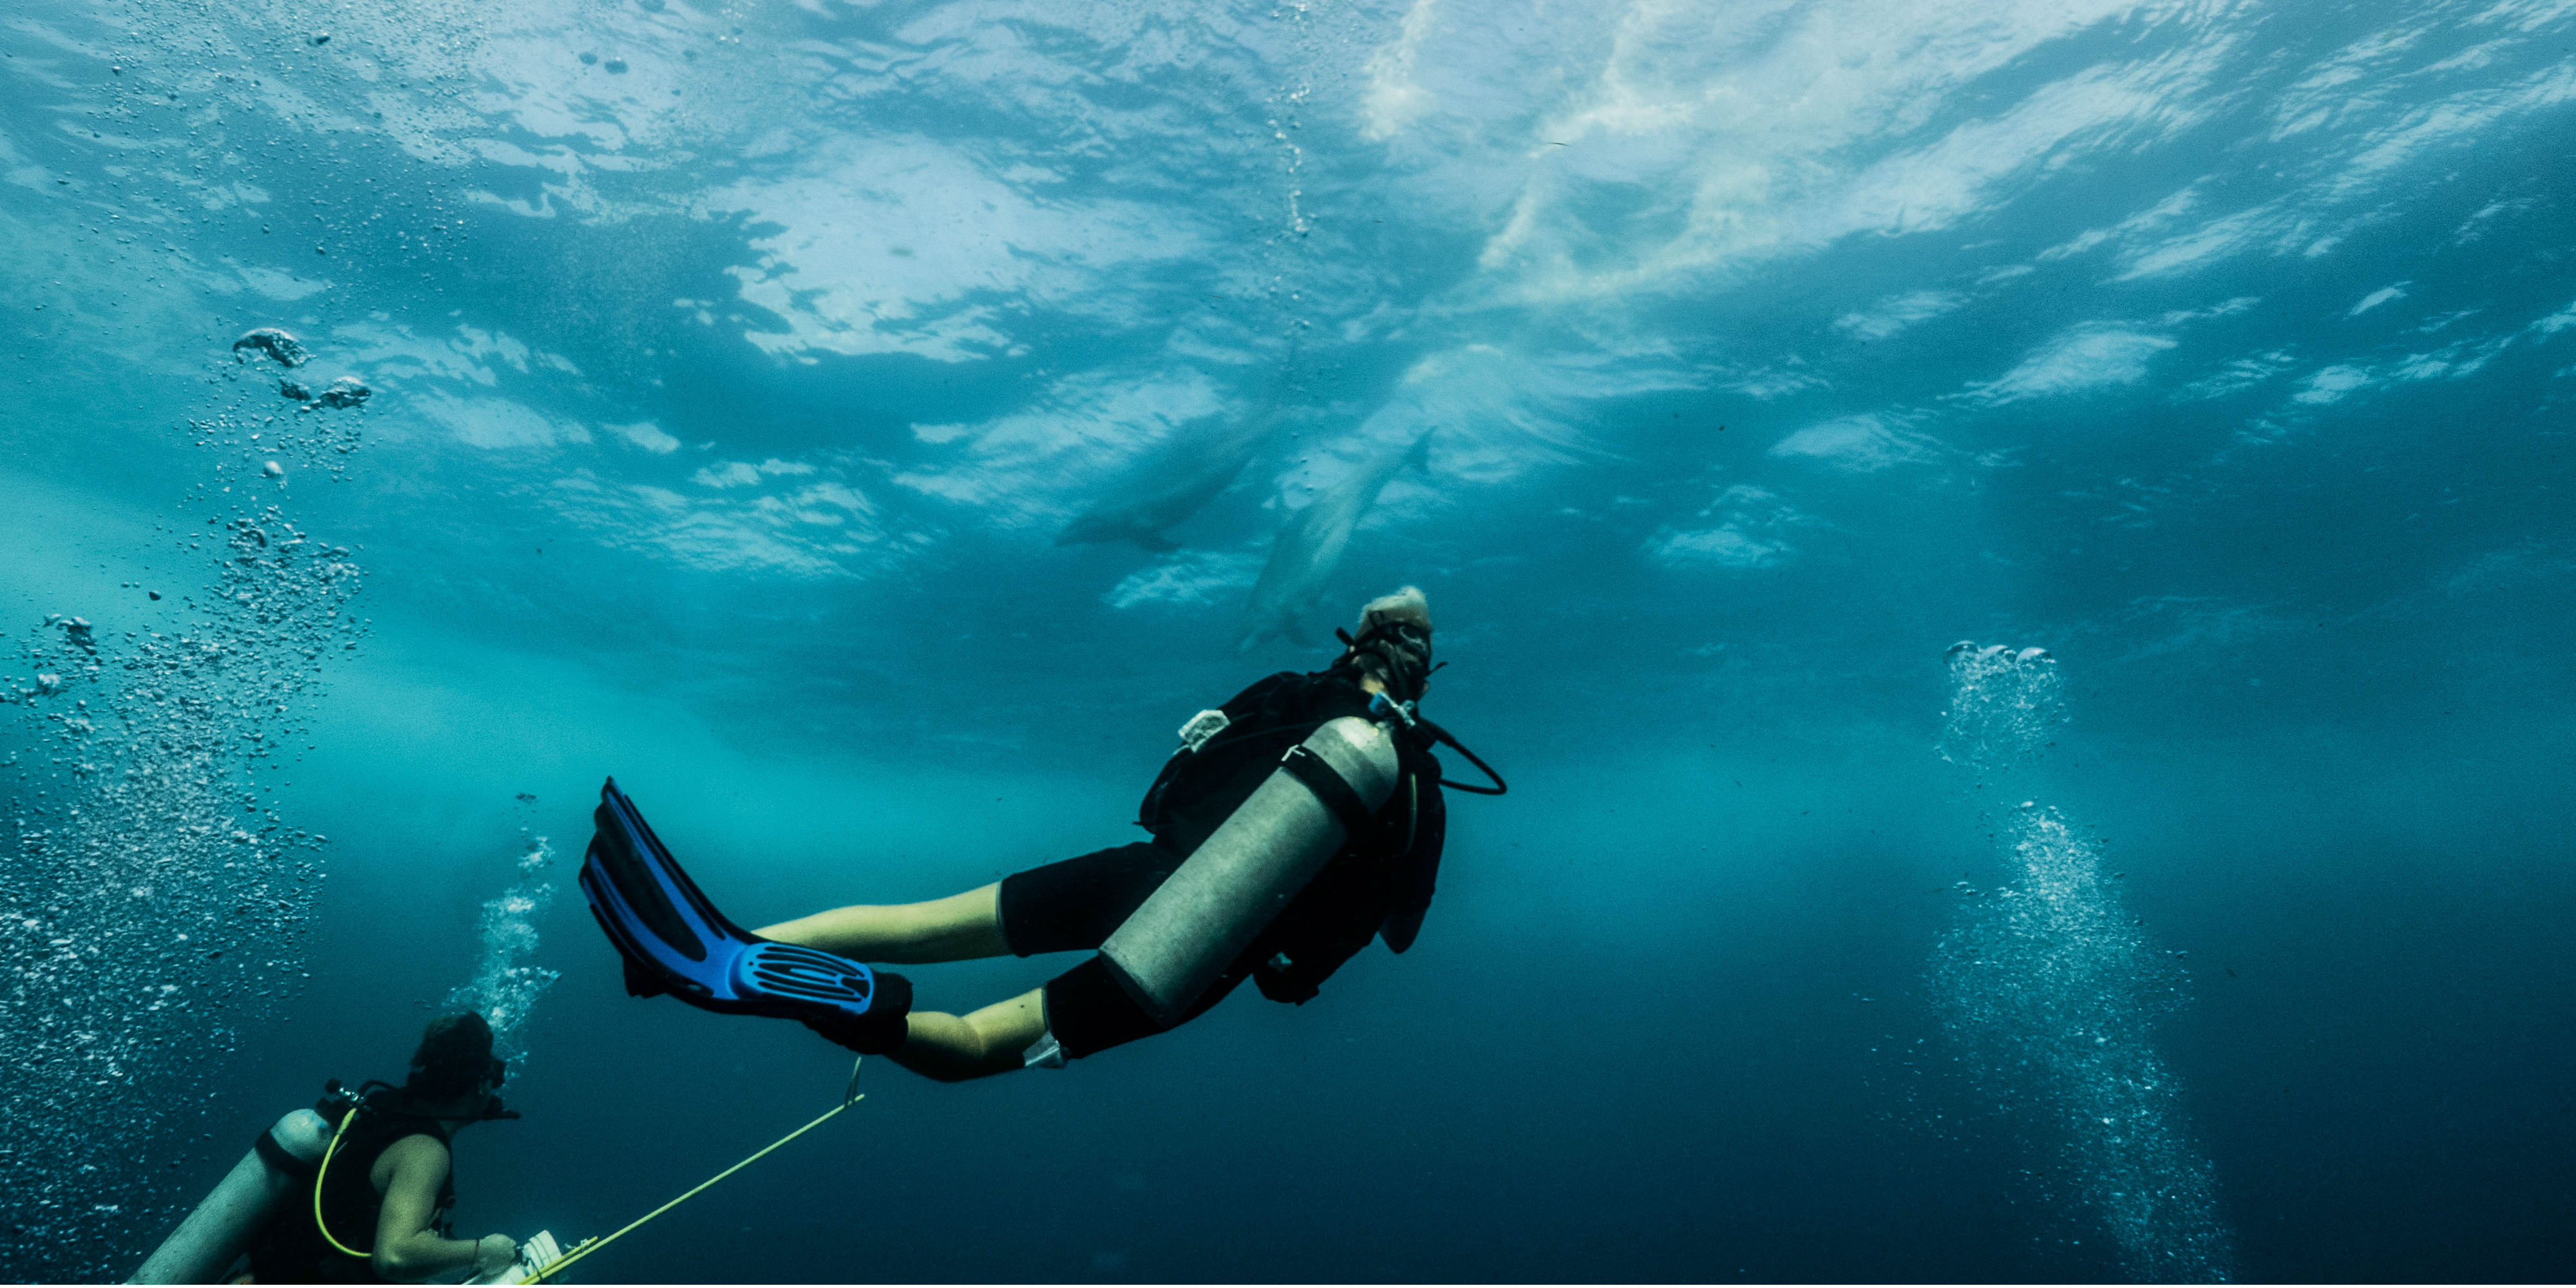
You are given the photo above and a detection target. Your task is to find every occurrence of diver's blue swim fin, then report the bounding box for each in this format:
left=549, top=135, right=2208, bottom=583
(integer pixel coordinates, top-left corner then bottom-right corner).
left=580, top=778, right=911, bottom=1052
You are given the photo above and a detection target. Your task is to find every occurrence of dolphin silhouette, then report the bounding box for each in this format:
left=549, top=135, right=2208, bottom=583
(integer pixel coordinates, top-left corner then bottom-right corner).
left=1236, top=429, right=1434, bottom=654
left=1056, top=401, right=1293, bottom=553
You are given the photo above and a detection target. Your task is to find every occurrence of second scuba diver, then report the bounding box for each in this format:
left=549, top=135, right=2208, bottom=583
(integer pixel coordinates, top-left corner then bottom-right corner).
left=235, top=1014, right=526, bottom=1283
left=581, top=587, right=1503, bottom=1079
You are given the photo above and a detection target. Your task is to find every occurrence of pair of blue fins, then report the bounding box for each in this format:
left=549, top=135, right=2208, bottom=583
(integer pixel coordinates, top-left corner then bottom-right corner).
left=581, top=779, right=909, bottom=1047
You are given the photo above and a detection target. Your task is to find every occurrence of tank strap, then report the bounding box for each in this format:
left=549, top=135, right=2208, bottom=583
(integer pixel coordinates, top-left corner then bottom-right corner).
left=1280, top=744, right=1373, bottom=840
left=254, top=1126, right=317, bottom=1180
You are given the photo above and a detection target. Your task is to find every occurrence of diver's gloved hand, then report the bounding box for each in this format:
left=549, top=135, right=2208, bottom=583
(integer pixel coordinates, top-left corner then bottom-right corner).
left=799, top=969, right=913, bottom=1054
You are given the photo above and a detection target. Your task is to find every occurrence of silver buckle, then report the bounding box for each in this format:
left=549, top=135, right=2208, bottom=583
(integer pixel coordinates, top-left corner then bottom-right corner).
left=1022, top=1032, right=1066, bottom=1070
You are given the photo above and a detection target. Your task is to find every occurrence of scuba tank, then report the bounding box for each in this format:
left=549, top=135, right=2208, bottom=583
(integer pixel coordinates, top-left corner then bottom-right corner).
left=128, top=1085, right=353, bottom=1284
left=1101, top=713, right=1405, bottom=1025
left=1097, top=682, right=1509, bottom=1029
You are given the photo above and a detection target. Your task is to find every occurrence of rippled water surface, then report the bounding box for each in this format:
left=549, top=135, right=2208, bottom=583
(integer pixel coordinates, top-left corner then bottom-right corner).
left=5, top=0, right=2573, bottom=1280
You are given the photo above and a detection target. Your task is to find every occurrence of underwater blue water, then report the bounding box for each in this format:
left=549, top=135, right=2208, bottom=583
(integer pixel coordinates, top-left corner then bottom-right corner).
left=5, top=0, right=2574, bottom=1280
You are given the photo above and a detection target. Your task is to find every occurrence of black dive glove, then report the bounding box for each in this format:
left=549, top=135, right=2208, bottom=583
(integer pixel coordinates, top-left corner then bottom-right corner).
left=799, top=969, right=914, bottom=1054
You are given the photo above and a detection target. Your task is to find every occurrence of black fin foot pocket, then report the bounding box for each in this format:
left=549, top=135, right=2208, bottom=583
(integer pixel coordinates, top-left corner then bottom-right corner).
left=800, top=971, right=913, bottom=1055
left=622, top=952, right=670, bottom=1000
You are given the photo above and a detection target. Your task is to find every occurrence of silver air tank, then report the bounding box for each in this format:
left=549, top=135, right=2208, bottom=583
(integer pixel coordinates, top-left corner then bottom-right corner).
left=129, top=1107, right=333, bottom=1283
left=1100, top=714, right=1400, bottom=1025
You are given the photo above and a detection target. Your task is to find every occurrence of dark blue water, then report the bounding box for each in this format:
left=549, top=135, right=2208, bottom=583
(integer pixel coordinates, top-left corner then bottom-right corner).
left=5, top=0, right=2573, bottom=1280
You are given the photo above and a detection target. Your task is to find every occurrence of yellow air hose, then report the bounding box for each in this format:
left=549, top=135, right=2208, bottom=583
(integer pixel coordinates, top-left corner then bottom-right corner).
left=522, top=1056, right=866, bottom=1285
left=311, top=1104, right=374, bottom=1260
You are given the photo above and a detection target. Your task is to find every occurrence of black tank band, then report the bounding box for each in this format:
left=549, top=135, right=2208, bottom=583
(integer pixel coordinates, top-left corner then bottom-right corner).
left=253, top=1126, right=316, bottom=1179
left=1280, top=743, right=1374, bottom=840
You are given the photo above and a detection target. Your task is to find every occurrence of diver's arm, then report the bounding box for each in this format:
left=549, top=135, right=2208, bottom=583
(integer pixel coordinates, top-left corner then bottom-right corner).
left=370, top=1136, right=513, bottom=1282
left=757, top=883, right=1008, bottom=963
left=882, top=987, right=1046, bottom=1083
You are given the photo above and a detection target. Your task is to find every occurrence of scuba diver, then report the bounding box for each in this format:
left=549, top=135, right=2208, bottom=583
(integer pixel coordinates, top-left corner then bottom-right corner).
left=582, top=587, right=1504, bottom=1079
left=249, top=1014, right=524, bottom=1282
left=129, top=1013, right=529, bottom=1283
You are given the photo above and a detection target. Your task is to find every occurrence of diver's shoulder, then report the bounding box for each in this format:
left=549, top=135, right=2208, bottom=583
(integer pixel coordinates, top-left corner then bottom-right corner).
left=378, top=1131, right=454, bottom=1173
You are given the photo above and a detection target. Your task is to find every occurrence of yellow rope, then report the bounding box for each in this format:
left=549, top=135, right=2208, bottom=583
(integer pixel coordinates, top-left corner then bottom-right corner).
left=524, top=1059, right=865, bottom=1285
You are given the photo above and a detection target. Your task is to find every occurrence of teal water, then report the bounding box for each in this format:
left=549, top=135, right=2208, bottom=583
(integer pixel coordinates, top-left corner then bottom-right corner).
left=5, top=0, right=2574, bottom=1280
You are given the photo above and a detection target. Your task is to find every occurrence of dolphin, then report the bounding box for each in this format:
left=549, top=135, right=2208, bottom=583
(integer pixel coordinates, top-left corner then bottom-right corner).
left=1236, top=429, right=1434, bottom=654
left=1056, top=401, right=1293, bottom=553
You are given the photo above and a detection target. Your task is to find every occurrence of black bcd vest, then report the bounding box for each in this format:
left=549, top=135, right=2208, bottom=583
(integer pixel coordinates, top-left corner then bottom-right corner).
left=247, top=1088, right=458, bottom=1285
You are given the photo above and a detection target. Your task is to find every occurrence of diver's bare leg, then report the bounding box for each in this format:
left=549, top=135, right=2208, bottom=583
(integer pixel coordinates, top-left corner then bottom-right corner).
left=754, top=884, right=1008, bottom=963
left=891, top=987, right=1046, bottom=1082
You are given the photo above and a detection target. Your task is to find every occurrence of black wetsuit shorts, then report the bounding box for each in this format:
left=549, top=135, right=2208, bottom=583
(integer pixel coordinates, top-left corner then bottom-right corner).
left=998, top=841, right=1251, bottom=1059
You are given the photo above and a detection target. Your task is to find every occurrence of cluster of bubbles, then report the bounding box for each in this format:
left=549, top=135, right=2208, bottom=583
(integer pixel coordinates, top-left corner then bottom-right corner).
left=1930, top=806, right=2233, bottom=1280
left=1926, top=641, right=2235, bottom=1281
left=444, top=826, right=562, bottom=1065
left=1936, top=641, right=2067, bottom=768
left=0, top=334, right=370, bottom=1280
left=221, top=327, right=369, bottom=486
